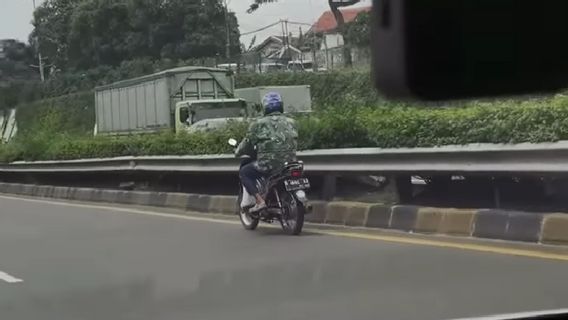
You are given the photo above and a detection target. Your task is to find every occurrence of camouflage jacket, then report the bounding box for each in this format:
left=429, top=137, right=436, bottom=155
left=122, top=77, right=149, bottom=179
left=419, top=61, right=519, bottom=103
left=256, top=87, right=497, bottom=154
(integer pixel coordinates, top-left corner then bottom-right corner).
left=236, top=113, right=298, bottom=174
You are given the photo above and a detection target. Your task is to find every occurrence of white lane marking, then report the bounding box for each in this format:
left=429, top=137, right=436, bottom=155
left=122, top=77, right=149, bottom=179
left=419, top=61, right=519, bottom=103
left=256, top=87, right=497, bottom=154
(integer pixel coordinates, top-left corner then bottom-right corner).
left=0, top=271, right=23, bottom=283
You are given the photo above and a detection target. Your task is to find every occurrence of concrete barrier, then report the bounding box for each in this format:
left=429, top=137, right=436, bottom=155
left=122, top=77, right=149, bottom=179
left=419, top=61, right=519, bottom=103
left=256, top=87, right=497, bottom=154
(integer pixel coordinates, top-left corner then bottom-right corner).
left=305, top=201, right=328, bottom=223
left=129, top=191, right=152, bottom=206
left=390, top=206, right=419, bottom=232
left=325, top=202, right=368, bottom=225
left=473, top=210, right=509, bottom=240
left=165, top=193, right=192, bottom=210
left=541, top=214, right=568, bottom=245
left=148, top=192, right=168, bottom=207
left=414, top=208, right=445, bottom=233
left=343, top=203, right=371, bottom=227
left=53, top=186, right=69, bottom=200
left=100, top=189, right=119, bottom=203
left=187, top=194, right=212, bottom=212
left=73, top=188, right=93, bottom=202
left=503, top=211, right=543, bottom=243
left=209, top=196, right=237, bottom=215
left=36, top=185, right=50, bottom=198
left=437, top=209, right=476, bottom=236
left=0, top=182, right=567, bottom=247
left=474, top=210, right=544, bottom=243
left=365, top=205, right=392, bottom=229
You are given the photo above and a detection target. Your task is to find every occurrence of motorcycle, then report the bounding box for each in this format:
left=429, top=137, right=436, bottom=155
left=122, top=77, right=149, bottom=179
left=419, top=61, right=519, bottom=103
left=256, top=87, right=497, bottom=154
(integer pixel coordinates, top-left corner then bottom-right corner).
left=228, top=138, right=311, bottom=235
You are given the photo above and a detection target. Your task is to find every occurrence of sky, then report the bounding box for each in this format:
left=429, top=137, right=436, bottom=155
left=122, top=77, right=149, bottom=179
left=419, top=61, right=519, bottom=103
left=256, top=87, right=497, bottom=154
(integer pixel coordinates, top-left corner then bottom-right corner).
left=0, top=0, right=372, bottom=45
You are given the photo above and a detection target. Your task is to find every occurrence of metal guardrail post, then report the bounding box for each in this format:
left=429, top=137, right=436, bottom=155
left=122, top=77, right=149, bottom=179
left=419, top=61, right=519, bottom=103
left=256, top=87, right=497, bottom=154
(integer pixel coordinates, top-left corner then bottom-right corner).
left=493, top=184, right=502, bottom=209
left=396, top=175, right=413, bottom=203
left=322, top=175, right=337, bottom=201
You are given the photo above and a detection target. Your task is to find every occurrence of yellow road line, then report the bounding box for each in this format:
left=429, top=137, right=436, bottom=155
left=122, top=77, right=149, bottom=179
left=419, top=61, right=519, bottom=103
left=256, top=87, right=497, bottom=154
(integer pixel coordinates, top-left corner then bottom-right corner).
left=319, top=231, right=568, bottom=262
left=2, top=194, right=568, bottom=262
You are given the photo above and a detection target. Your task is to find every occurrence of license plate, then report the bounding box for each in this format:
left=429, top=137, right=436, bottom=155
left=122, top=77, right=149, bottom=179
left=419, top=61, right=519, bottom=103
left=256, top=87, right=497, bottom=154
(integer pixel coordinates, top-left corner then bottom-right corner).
left=285, top=178, right=311, bottom=191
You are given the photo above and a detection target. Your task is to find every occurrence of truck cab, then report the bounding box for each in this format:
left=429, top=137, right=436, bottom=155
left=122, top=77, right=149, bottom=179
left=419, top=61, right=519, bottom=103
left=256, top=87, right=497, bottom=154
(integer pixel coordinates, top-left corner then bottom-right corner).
left=175, top=98, right=249, bottom=133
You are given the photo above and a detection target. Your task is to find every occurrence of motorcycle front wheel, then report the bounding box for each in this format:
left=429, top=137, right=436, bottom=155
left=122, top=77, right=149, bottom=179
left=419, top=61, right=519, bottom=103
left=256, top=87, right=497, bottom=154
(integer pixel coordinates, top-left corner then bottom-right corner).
left=237, top=185, right=259, bottom=230
left=279, top=191, right=305, bottom=236
left=239, top=210, right=260, bottom=230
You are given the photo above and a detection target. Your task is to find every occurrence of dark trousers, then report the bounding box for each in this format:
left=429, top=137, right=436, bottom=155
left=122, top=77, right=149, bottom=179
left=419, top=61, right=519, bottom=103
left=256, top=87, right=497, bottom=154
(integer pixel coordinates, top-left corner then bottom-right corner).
left=240, top=162, right=265, bottom=195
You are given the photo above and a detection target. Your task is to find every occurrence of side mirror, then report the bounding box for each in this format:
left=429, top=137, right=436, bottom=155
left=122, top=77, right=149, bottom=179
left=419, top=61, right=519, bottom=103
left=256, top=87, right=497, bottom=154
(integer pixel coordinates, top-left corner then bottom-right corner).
left=228, top=138, right=238, bottom=147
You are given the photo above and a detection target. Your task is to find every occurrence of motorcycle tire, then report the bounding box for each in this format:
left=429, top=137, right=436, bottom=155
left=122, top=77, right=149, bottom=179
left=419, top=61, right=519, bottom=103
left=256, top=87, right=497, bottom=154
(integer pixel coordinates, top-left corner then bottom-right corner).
left=279, top=191, right=305, bottom=236
left=239, top=209, right=260, bottom=230
left=237, top=184, right=259, bottom=230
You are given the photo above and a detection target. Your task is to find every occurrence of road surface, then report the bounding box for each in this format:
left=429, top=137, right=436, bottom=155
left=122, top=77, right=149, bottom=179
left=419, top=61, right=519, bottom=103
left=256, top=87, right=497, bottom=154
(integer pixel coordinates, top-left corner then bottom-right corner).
left=0, top=195, right=566, bottom=320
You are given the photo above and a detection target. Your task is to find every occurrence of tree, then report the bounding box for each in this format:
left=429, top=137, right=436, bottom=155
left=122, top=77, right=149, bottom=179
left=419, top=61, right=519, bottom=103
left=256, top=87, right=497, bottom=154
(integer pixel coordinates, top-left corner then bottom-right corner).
left=31, top=0, right=82, bottom=71
left=343, top=11, right=370, bottom=47
left=157, top=0, right=241, bottom=60
left=0, top=40, right=38, bottom=110
left=32, top=0, right=241, bottom=71
left=0, top=40, right=36, bottom=80
left=247, top=0, right=361, bottom=67
left=67, top=0, right=131, bottom=69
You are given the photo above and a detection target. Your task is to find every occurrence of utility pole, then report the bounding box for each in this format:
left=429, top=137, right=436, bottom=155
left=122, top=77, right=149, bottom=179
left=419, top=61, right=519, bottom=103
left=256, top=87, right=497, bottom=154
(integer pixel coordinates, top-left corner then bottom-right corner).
left=223, top=0, right=231, bottom=60
left=285, top=19, right=290, bottom=61
left=280, top=19, right=291, bottom=62
left=32, top=0, right=45, bottom=82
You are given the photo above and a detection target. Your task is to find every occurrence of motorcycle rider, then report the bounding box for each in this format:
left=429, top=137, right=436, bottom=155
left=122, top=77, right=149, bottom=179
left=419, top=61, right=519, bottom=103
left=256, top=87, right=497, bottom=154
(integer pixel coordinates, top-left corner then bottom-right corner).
left=236, top=92, right=298, bottom=213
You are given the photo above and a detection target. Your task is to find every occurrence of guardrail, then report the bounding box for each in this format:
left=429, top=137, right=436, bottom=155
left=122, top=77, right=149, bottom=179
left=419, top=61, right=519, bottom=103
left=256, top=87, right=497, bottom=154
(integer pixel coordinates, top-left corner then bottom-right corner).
left=1, top=141, right=568, bottom=174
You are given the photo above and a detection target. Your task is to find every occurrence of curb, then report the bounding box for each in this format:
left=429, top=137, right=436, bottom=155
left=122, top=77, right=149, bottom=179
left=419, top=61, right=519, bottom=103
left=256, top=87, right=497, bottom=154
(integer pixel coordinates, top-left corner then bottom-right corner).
left=0, top=183, right=566, bottom=246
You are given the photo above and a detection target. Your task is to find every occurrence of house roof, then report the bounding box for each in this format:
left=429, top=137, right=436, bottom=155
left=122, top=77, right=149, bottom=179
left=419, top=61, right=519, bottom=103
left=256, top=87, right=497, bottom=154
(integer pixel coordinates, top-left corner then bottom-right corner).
left=253, top=36, right=301, bottom=52
left=255, top=36, right=283, bottom=50
left=252, top=36, right=302, bottom=59
left=311, top=6, right=372, bottom=33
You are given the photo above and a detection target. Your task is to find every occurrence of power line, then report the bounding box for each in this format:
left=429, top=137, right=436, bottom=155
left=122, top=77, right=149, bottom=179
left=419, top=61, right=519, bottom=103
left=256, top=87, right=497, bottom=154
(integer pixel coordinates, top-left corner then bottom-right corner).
left=287, top=20, right=313, bottom=27
left=240, top=21, right=282, bottom=36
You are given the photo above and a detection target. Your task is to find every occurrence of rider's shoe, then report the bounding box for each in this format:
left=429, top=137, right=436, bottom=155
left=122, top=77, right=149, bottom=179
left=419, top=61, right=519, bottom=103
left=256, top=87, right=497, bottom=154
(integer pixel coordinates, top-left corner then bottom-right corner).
left=249, top=202, right=267, bottom=213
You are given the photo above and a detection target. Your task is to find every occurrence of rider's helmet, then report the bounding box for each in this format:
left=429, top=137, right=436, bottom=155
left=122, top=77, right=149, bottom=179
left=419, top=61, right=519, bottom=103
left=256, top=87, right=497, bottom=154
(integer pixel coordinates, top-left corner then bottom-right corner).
left=262, top=92, right=284, bottom=115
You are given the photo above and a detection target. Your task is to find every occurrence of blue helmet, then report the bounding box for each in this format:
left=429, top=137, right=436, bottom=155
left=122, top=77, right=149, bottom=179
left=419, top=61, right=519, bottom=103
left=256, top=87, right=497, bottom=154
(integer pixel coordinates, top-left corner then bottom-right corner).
left=262, top=92, right=284, bottom=115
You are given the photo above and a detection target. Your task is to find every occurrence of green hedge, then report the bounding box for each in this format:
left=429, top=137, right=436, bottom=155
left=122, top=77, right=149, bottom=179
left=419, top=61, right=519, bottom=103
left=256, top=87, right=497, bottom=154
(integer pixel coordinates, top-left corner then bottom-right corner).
left=16, top=91, right=95, bottom=136
left=0, top=122, right=248, bottom=163
left=299, top=96, right=568, bottom=150
left=3, top=94, right=568, bottom=163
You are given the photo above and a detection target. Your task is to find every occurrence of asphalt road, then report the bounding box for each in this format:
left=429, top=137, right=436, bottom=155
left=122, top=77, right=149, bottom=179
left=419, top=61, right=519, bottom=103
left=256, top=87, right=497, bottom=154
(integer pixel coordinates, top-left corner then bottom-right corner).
left=0, top=196, right=567, bottom=320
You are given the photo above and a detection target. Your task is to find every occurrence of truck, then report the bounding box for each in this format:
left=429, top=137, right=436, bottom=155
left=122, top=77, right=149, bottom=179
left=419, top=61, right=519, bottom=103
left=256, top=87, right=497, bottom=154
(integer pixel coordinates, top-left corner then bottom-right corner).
left=94, top=66, right=248, bottom=135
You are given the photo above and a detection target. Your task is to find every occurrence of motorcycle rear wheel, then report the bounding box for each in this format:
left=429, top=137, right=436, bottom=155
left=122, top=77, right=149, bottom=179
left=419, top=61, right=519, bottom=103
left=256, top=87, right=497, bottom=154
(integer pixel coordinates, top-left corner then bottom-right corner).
left=279, top=191, right=305, bottom=235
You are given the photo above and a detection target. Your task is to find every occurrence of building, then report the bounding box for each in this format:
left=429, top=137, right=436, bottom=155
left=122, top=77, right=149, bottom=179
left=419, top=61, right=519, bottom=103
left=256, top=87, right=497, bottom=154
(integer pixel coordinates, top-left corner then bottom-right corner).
left=312, top=7, right=371, bottom=32
left=310, top=6, right=372, bottom=69
left=254, top=36, right=302, bottom=62
left=242, top=35, right=303, bottom=72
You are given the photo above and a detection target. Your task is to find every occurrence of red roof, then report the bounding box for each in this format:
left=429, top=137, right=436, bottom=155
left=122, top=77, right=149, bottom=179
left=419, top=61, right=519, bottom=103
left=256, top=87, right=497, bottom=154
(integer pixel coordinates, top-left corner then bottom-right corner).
left=311, top=6, right=372, bottom=33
